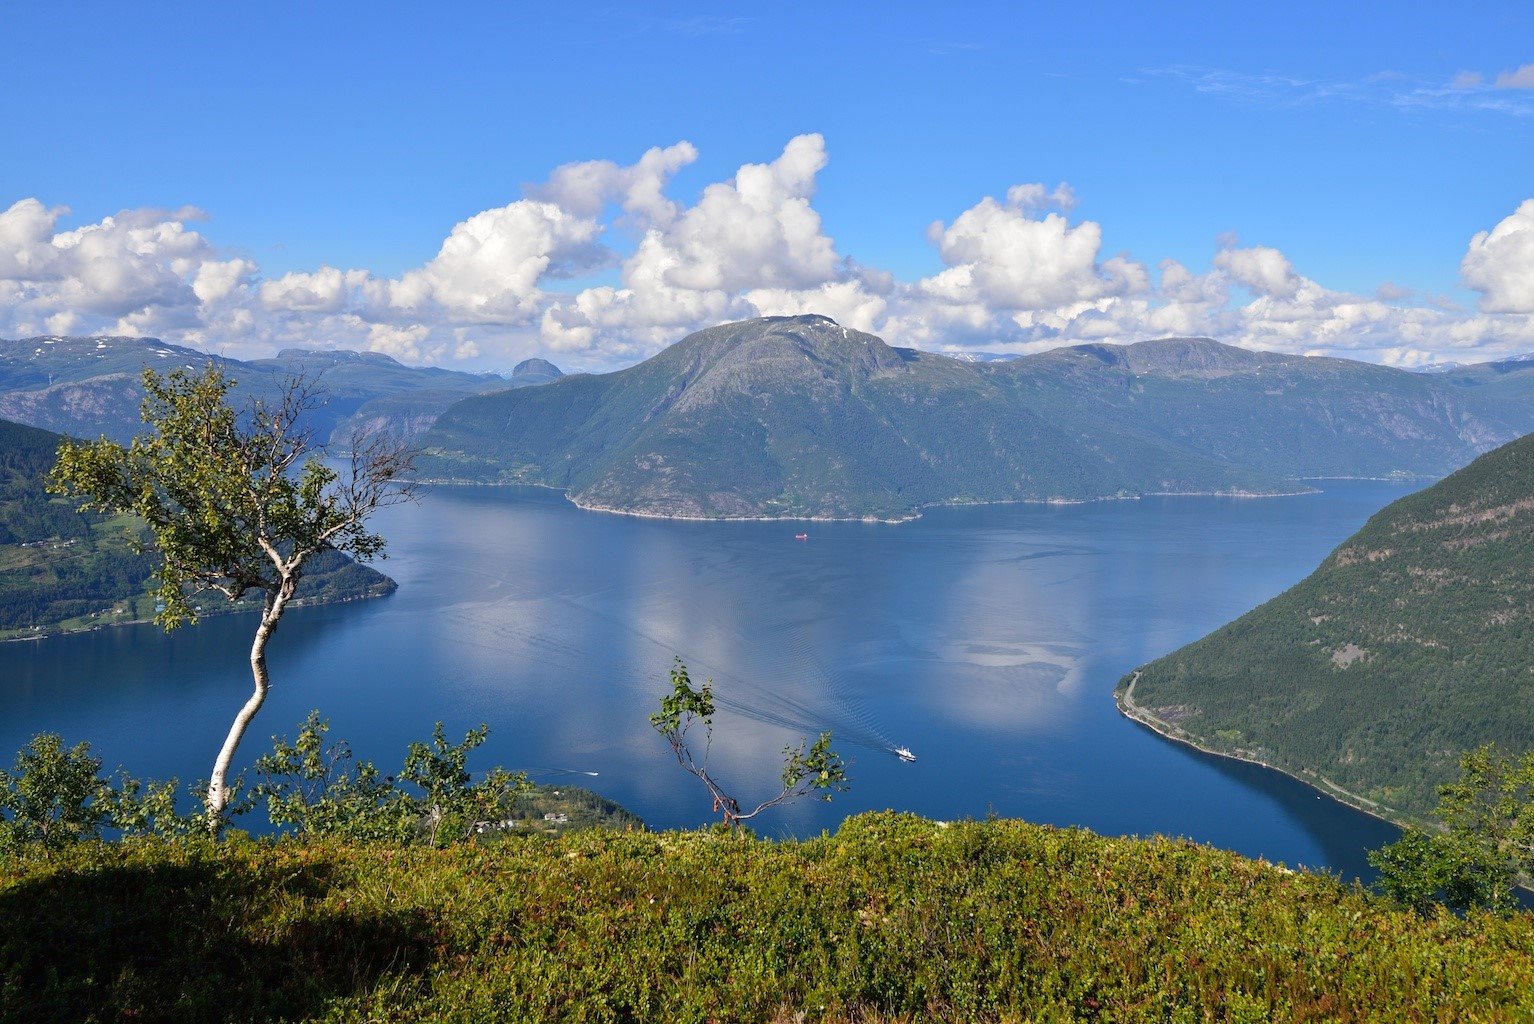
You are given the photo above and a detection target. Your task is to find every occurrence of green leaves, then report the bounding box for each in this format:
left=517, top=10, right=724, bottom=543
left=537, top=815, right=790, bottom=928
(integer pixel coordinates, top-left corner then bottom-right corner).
left=251, top=711, right=407, bottom=843
left=649, top=656, right=714, bottom=734
left=652, top=657, right=849, bottom=828
left=0, top=734, right=111, bottom=852
left=252, top=714, right=530, bottom=847
left=781, top=732, right=849, bottom=803
left=1371, top=744, right=1534, bottom=915
left=0, top=734, right=191, bottom=853
left=48, top=364, right=403, bottom=630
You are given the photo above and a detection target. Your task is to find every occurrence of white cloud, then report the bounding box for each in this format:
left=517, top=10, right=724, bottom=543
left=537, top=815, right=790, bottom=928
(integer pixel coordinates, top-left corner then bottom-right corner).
left=746, top=278, right=888, bottom=333
left=1462, top=199, right=1534, bottom=313
left=365, top=322, right=436, bottom=363
left=1494, top=64, right=1534, bottom=90
left=0, top=200, right=219, bottom=336
left=3, top=139, right=1533, bottom=371
left=652, top=133, right=837, bottom=292
left=1213, top=244, right=1302, bottom=299
left=260, top=266, right=369, bottom=313
left=535, top=134, right=845, bottom=352
left=388, top=200, right=606, bottom=320
left=1004, top=182, right=1077, bottom=213
left=532, top=141, right=698, bottom=227
left=0, top=199, right=65, bottom=278
left=919, top=187, right=1145, bottom=312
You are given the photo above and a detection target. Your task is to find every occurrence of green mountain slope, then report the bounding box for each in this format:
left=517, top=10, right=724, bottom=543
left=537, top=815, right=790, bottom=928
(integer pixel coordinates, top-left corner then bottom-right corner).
left=1001, top=338, right=1524, bottom=479
left=0, top=418, right=396, bottom=640
left=0, top=337, right=560, bottom=446
left=421, top=315, right=1531, bottom=520
left=1121, top=432, right=1534, bottom=821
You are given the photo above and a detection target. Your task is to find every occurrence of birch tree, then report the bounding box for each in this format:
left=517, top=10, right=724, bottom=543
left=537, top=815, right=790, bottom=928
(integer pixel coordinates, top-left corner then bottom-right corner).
left=49, top=365, right=417, bottom=827
left=650, top=658, right=848, bottom=829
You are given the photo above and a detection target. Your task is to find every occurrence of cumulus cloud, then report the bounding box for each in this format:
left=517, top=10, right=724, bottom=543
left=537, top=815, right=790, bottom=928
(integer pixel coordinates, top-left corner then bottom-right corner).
left=3, top=138, right=1534, bottom=370
left=1462, top=199, right=1534, bottom=313
left=0, top=199, right=221, bottom=337
left=390, top=200, right=607, bottom=318
left=531, top=141, right=698, bottom=227
left=534, top=134, right=846, bottom=353
left=260, top=266, right=369, bottom=313
left=918, top=186, right=1145, bottom=314
left=654, top=133, right=837, bottom=292
left=1213, top=243, right=1302, bottom=299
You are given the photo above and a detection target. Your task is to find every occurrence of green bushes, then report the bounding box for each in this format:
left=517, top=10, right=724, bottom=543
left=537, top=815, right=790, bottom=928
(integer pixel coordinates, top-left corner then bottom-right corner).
left=3, top=814, right=1531, bottom=1022
left=1370, top=745, right=1534, bottom=915
left=0, top=716, right=533, bottom=850
left=4, top=724, right=1531, bottom=1020
left=251, top=712, right=528, bottom=846
left=0, top=734, right=186, bottom=852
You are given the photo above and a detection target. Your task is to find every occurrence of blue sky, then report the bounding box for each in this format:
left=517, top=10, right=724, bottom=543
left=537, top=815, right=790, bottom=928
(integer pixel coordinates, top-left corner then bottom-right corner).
left=2, top=1, right=1532, bottom=369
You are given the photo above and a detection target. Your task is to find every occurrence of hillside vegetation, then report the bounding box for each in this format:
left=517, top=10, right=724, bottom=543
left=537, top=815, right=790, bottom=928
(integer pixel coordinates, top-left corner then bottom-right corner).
left=3, top=814, right=1531, bottom=1022
left=421, top=315, right=1531, bottom=520
left=0, top=418, right=395, bottom=639
left=1122, top=432, right=1534, bottom=820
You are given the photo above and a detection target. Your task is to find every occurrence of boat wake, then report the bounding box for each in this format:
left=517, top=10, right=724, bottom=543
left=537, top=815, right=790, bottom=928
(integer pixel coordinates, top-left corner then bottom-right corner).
left=432, top=575, right=912, bottom=760
left=571, top=598, right=905, bottom=758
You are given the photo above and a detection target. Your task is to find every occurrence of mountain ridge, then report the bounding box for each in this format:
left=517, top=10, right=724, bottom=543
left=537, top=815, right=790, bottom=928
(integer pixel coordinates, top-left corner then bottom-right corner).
left=420, top=315, right=1534, bottom=521
left=0, top=335, right=562, bottom=445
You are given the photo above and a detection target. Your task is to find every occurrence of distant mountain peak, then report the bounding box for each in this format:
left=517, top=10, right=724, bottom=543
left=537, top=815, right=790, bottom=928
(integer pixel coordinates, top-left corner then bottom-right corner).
left=1033, top=336, right=1293, bottom=379
left=270, top=348, right=404, bottom=367
left=511, top=358, right=564, bottom=382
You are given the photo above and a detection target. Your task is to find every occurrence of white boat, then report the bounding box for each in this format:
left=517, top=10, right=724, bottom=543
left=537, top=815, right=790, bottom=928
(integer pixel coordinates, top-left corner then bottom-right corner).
left=894, top=747, right=916, bottom=763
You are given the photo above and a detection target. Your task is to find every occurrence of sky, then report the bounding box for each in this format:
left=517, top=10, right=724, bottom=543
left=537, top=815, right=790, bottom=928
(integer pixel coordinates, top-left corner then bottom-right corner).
left=2, top=1, right=1532, bottom=371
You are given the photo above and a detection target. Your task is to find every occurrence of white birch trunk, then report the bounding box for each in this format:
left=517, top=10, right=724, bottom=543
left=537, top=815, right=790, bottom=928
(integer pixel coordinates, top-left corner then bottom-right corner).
left=205, top=577, right=294, bottom=826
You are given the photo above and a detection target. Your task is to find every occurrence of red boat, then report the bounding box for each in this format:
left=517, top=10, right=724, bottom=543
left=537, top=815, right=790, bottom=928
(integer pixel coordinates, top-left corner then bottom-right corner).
left=794, top=532, right=808, bottom=541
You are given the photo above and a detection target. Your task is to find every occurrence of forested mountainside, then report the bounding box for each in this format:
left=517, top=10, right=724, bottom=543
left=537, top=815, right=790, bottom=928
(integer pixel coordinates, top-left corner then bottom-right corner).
left=0, top=418, right=394, bottom=639
left=0, top=336, right=560, bottom=445
left=1121, top=431, right=1534, bottom=820
left=420, top=314, right=1532, bottom=520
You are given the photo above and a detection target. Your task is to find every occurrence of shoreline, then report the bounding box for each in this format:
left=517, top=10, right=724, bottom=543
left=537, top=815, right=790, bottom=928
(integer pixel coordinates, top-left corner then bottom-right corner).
left=0, top=586, right=395, bottom=646
left=418, top=477, right=1322, bottom=526
left=1115, top=672, right=1405, bottom=830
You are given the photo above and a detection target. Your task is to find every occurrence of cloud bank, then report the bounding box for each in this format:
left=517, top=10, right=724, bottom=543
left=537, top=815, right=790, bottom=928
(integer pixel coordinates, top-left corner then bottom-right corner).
left=3, top=135, right=1533, bottom=369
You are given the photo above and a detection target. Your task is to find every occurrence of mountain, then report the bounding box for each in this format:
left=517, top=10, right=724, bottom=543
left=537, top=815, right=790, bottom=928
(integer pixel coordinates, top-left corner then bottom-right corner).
left=0, top=336, right=563, bottom=446
left=996, top=337, right=1528, bottom=480
left=507, top=357, right=565, bottom=385
left=1119, top=432, right=1534, bottom=821
left=0, top=418, right=396, bottom=640
left=419, top=315, right=1534, bottom=521
left=1421, top=355, right=1534, bottom=431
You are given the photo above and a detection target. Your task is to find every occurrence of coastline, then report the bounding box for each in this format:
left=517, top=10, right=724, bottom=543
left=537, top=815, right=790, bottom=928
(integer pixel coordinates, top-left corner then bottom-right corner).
left=1115, top=671, right=1405, bottom=830
left=418, top=476, right=1322, bottom=526
left=0, top=585, right=395, bottom=645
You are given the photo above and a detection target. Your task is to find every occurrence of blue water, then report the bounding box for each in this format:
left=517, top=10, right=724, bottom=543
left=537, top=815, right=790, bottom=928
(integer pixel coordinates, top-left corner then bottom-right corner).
left=0, top=482, right=1414, bottom=879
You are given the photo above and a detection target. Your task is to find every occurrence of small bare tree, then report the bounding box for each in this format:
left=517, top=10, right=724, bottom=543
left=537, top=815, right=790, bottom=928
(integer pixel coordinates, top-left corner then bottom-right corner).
left=49, top=364, right=418, bottom=827
left=650, top=658, right=848, bottom=829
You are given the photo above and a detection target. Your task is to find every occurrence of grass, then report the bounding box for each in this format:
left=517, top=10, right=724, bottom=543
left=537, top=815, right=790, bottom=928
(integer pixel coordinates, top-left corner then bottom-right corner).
left=3, top=812, right=1532, bottom=1022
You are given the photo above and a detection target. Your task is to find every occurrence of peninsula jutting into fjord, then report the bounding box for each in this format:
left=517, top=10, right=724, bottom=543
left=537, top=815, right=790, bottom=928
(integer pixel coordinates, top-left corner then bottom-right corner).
left=3, top=3, right=1532, bottom=1019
